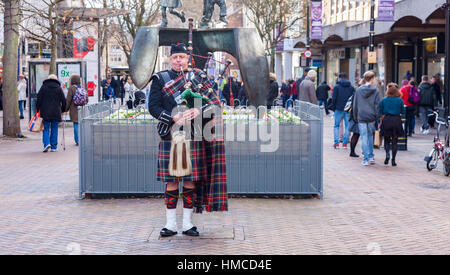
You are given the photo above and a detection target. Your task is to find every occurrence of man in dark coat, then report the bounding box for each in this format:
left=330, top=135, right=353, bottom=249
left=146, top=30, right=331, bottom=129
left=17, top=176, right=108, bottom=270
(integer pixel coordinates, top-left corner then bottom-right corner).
left=418, top=75, right=437, bottom=134
left=267, top=73, right=279, bottom=109
left=36, top=75, right=66, bottom=153
left=147, top=43, right=228, bottom=238
left=222, top=77, right=239, bottom=106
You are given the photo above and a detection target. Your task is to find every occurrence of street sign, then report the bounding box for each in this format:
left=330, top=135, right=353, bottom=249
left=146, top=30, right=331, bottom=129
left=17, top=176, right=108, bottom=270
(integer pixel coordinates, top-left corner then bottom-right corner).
left=304, top=50, right=312, bottom=58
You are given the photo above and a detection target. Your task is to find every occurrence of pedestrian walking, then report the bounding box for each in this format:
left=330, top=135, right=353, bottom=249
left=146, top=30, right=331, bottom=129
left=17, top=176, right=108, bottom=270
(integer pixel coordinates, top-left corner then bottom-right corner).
left=299, top=69, right=318, bottom=104
left=348, top=78, right=365, bottom=158
left=352, top=71, right=381, bottom=166
left=331, top=73, right=355, bottom=149
left=267, top=73, right=279, bottom=109
left=316, top=81, right=331, bottom=116
left=101, top=76, right=112, bottom=101
left=379, top=83, right=405, bottom=167
left=124, top=77, right=137, bottom=109
left=281, top=80, right=291, bottom=108
left=111, top=76, right=122, bottom=105
left=296, top=68, right=310, bottom=95
left=17, top=75, right=27, bottom=119
left=120, top=72, right=128, bottom=106
left=418, top=75, right=437, bottom=135
left=36, top=75, right=66, bottom=153
left=222, top=77, right=239, bottom=106
left=65, top=74, right=88, bottom=147
left=400, top=79, right=419, bottom=137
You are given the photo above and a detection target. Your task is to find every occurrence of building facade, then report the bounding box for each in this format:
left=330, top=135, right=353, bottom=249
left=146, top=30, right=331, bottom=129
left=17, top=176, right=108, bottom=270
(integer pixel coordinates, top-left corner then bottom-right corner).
left=320, top=0, right=446, bottom=88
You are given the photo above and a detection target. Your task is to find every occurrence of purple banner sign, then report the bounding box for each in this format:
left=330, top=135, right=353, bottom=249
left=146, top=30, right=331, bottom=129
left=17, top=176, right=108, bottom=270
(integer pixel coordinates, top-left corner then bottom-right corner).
left=311, top=0, right=322, bottom=40
left=378, top=0, right=395, bottom=22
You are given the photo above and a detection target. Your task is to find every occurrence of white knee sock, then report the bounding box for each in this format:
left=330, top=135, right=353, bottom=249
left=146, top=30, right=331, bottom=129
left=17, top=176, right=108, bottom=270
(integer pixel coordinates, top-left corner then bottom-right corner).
left=182, top=208, right=194, bottom=231
left=164, top=208, right=177, bottom=232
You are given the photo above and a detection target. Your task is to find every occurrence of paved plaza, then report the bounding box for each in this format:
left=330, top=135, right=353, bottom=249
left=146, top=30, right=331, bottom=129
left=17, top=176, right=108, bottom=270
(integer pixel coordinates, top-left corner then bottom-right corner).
left=0, top=112, right=449, bottom=255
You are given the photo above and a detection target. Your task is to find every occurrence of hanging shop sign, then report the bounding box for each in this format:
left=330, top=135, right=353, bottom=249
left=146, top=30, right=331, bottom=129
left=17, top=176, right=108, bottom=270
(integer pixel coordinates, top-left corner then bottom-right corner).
left=368, top=51, right=377, bottom=64
left=378, top=0, right=395, bottom=22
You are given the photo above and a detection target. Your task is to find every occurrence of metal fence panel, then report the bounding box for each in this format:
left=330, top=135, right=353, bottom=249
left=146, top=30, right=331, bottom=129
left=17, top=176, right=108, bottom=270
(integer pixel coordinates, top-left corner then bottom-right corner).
left=79, top=100, right=323, bottom=198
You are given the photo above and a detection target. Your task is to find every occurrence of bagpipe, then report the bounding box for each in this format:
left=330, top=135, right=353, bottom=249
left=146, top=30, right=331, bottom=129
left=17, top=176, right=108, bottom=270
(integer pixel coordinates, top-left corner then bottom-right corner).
left=161, top=19, right=221, bottom=109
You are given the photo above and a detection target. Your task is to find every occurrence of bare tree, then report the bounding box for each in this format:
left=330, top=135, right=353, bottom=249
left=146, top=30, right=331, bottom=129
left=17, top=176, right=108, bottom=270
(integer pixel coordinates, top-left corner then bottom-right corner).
left=242, top=0, right=305, bottom=72
left=2, top=0, right=21, bottom=137
left=20, top=0, right=95, bottom=75
left=109, top=0, right=160, bottom=65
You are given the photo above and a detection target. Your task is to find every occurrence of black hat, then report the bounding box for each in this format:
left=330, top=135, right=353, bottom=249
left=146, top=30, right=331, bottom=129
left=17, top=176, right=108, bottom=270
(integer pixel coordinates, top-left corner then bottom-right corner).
left=338, top=73, right=347, bottom=79
left=170, top=43, right=188, bottom=56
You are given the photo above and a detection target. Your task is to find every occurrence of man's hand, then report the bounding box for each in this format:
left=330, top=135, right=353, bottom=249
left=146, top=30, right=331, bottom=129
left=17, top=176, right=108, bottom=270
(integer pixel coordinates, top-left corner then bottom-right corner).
left=173, top=113, right=186, bottom=126
left=183, top=108, right=201, bottom=121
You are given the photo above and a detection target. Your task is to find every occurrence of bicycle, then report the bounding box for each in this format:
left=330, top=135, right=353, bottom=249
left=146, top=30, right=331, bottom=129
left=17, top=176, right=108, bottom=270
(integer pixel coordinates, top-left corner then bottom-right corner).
left=424, top=108, right=450, bottom=176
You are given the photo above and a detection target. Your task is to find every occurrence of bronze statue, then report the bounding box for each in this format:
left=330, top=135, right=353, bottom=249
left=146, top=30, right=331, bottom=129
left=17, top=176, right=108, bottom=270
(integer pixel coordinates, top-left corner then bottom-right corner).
left=200, top=0, right=228, bottom=29
left=160, top=0, right=186, bottom=28
left=130, top=27, right=270, bottom=107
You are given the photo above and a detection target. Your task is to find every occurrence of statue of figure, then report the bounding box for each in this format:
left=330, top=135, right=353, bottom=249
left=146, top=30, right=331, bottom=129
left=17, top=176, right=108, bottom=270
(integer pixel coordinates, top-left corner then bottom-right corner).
left=160, top=0, right=186, bottom=28
left=200, top=0, right=228, bottom=28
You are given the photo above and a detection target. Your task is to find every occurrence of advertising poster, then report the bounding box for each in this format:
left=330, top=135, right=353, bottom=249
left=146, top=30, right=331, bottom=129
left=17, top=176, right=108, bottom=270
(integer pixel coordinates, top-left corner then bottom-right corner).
left=57, top=63, right=81, bottom=97
left=311, top=0, right=323, bottom=40
left=73, top=22, right=99, bottom=101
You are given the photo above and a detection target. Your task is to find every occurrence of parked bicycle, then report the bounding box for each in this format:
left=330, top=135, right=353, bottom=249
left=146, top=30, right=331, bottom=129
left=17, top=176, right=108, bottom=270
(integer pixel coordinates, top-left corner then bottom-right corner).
left=424, top=108, right=450, bottom=176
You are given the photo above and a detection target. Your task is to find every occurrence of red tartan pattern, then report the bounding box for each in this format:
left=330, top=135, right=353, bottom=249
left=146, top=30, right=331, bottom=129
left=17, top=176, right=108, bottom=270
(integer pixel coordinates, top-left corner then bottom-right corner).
left=157, top=140, right=207, bottom=183
left=161, top=69, right=220, bottom=104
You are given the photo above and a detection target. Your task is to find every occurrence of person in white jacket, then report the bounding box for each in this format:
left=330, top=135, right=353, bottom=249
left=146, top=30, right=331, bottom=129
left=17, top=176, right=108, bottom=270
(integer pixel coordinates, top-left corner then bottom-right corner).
left=17, top=75, right=27, bottom=119
left=124, top=77, right=137, bottom=103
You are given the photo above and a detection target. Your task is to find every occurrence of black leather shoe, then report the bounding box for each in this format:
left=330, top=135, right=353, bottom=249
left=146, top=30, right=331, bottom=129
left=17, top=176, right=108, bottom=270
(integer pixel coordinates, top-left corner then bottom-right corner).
left=160, top=228, right=177, bottom=237
left=182, top=227, right=199, bottom=237
left=349, top=152, right=359, bottom=158
left=392, top=160, right=397, bottom=167
left=384, top=158, right=390, bottom=165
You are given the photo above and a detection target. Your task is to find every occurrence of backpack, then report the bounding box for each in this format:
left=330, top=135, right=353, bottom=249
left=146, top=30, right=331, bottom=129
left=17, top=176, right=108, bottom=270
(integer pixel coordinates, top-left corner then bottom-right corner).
left=408, top=86, right=420, bottom=104
left=73, top=85, right=88, bottom=106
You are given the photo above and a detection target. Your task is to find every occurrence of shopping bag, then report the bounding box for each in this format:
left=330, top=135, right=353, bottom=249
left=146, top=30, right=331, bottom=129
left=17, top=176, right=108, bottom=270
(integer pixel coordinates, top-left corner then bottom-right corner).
left=28, top=111, right=44, bottom=132
left=374, top=130, right=382, bottom=147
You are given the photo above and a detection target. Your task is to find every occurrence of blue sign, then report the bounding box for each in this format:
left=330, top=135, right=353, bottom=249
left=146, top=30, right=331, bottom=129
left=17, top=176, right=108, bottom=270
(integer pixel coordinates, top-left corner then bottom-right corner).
left=312, top=60, right=323, bottom=68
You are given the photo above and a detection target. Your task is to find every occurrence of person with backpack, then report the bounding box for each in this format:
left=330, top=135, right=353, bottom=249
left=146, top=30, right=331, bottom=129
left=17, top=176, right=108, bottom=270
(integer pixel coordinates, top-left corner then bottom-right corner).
left=400, top=79, right=419, bottom=137
left=418, top=75, right=437, bottom=135
left=66, top=74, right=89, bottom=146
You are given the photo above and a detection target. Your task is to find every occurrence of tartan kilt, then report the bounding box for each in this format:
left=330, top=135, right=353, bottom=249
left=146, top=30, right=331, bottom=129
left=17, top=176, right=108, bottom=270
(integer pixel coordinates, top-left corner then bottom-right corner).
left=157, top=139, right=207, bottom=183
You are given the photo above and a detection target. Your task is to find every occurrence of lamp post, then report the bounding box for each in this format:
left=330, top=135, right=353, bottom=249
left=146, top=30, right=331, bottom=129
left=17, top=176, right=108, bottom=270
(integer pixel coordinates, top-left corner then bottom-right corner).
left=306, top=0, right=311, bottom=67
left=445, top=0, right=450, bottom=119
left=369, top=0, right=375, bottom=70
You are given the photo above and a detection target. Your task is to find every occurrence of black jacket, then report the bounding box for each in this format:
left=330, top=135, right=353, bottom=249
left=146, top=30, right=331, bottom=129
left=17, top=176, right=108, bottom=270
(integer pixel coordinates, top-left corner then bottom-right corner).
left=36, top=79, right=66, bottom=121
left=267, top=78, right=279, bottom=106
left=238, top=84, right=248, bottom=105
left=332, top=79, right=355, bottom=112
left=418, top=82, right=437, bottom=107
left=223, top=80, right=240, bottom=106
left=316, top=83, right=331, bottom=101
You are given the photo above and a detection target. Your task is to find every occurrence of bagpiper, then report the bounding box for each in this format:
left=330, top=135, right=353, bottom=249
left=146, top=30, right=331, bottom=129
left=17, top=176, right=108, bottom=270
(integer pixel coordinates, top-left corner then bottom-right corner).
left=147, top=43, right=228, bottom=238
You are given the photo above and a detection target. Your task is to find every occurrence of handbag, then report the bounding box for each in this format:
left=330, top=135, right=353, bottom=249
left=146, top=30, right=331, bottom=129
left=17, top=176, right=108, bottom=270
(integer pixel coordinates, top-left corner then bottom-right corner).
left=28, top=111, right=44, bottom=132
left=374, top=130, right=382, bottom=147
left=168, top=131, right=192, bottom=177
left=344, top=95, right=353, bottom=113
